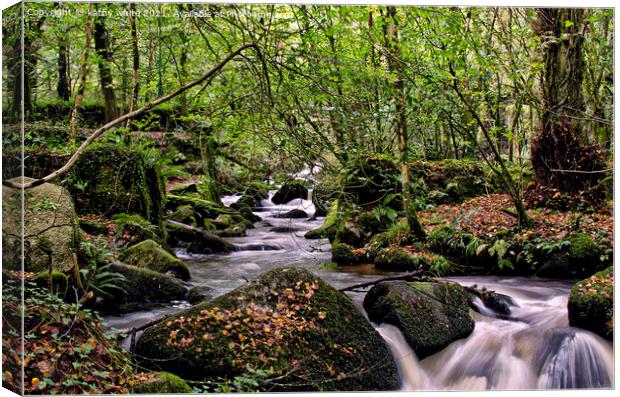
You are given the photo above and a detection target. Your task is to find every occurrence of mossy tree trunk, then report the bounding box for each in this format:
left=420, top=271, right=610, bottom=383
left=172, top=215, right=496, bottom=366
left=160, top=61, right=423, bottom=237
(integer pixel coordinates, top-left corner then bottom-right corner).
left=68, top=3, right=93, bottom=145
left=385, top=6, right=426, bottom=240
left=124, top=2, right=140, bottom=140
left=93, top=8, right=117, bottom=123
left=531, top=8, right=606, bottom=193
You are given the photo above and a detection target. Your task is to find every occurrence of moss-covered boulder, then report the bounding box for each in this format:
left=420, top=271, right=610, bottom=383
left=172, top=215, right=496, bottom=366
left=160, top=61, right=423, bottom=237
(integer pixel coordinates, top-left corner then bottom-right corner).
left=64, top=144, right=165, bottom=226
left=167, top=205, right=197, bottom=227
left=374, top=247, right=422, bottom=271
left=102, top=263, right=187, bottom=311
left=186, top=287, right=206, bottom=305
left=131, top=372, right=193, bottom=394
left=271, top=180, right=309, bottom=205
left=312, top=180, right=339, bottom=216
left=305, top=200, right=339, bottom=240
left=537, top=233, right=605, bottom=279
left=166, top=220, right=236, bottom=254
left=276, top=209, right=308, bottom=219
left=364, top=280, right=475, bottom=359
left=245, top=181, right=270, bottom=201
left=568, top=267, right=613, bottom=341
left=134, top=267, right=399, bottom=391
left=237, top=204, right=261, bottom=223
left=120, top=240, right=190, bottom=281
left=166, top=195, right=225, bottom=226
left=343, top=155, right=400, bottom=208
left=366, top=233, right=392, bottom=262
left=2, top=177, right=78, bottom=272
left=112, top=213, right=164, bottom=247
left=409, top=159, right=493, bottom=205
left=331, top=241, right=365, bottom=266
left=33, top=270, right=69, bottom=296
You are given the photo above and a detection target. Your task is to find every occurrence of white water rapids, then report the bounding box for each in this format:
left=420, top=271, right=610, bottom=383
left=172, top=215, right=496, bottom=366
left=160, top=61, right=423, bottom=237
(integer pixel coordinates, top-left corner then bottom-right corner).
left=377, top=277, right=614, bottom=390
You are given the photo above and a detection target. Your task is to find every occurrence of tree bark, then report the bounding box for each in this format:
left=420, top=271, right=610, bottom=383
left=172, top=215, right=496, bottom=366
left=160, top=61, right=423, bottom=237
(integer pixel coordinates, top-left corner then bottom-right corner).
left=93, top=8, right=117, bottom=122
left=56, top=41, right=70, bottom=101
left=531, top=8, right=605, bottom=193
left=124, top=3, right=140, bottom=138
left=386, top=6, right=426, bottom=240
left=68, top=4, right=93, bottom=144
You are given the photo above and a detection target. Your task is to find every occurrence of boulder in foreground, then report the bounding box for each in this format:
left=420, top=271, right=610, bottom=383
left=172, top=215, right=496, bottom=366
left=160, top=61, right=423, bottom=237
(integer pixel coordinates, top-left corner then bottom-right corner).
left=135, top=267, right=399, bottom=391
left=568, top=266, right=613, bottom=341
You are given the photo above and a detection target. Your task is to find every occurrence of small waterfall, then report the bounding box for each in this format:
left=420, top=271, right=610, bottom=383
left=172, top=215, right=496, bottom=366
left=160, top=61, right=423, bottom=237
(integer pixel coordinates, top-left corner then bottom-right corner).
left=536, top=329, right=613, bottom=389
left=376, top=278, right=614, bottom=391
left=376, top=324, right=432, bottom=390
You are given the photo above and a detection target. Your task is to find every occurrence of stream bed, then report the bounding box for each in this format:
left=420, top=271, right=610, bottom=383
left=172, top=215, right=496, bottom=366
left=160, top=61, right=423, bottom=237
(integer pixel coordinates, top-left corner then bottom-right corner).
left=103, top=191, right=614, bottom=390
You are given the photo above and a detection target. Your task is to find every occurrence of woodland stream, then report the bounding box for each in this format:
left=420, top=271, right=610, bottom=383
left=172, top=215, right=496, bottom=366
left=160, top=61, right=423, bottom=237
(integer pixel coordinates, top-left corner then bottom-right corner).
left=104, top=191, right=614, bottom=391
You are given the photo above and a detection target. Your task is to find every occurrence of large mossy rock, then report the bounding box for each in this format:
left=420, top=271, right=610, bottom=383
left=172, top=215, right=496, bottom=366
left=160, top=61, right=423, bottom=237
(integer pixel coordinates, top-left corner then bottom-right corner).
left=536, top=233, right=605, bottom=279
left=312, top=180, right=340, bottom=216
left=2, top=177, right=78, bottom=272
left=364, top=280, right=475, bottom=359
left=409, top=159, right=492, bottom=205
left=305, top=200, right=339, bottom=240
left=131, top=372, right=193, bottom=394
left=64, top=144, right=165, bottom=227
left=568, top=266, right=613, bottom=341
left=343, top=155, right=400, bottom=208
left=271, top=180, right=309, bottom=205
left=120, top=239, right=190, bottom=281
left=102, top=263, right=187, bottom=310
left=134, top=267, right=399, bottom=391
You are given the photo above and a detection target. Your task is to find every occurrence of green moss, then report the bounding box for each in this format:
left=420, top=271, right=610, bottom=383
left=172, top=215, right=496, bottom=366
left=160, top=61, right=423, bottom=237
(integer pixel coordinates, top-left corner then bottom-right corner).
left=366, top=233, right=391, bottom=262
left=364, top=280, right=475, bottom=359
left=167, top=194, right=224, bottom=223
left=331, top=241, right=358, bottom=266
left=120, top=239, right=190, bottom=281
left=568, top=266, right=613, bottom=341
left=167, top=205, right=197, bottom=227
left=134, top=267, right=399, bottom=391
left=374, top=247, right=422, bottom=271
left=64, top=144, right=165, bottom=227
left=271, top=180, right=309, bottom=205
left=305, top=200, right=339, bottom=239
left=113, top=213, right=163, bottom=246
left=568, top=233, right=602, bottom=262
left=103, top=263, right=187, bottom=309
left=33, top=270, right=69, bottom=296
left=312, top=180, right=340, bottom=216
left=131, top=372, right=192, bottom=394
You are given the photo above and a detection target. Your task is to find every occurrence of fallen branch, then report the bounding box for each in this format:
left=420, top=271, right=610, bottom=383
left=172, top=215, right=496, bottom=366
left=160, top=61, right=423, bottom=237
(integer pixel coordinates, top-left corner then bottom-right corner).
left=338, top=270, right=424, bottom=293
left=4, top=43, right=259, bottom=190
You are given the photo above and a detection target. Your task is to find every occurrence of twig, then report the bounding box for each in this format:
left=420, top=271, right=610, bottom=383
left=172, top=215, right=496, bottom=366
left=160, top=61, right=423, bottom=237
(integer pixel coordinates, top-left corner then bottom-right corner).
left=338, top=270, right=424, bottom=292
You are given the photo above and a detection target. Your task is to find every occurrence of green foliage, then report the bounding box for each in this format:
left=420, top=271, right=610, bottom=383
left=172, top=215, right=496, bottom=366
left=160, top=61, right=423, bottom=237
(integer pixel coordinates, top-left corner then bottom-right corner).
left=79, top=241, right=126, bottom=300
left=2, top=280, right=132, bottom=394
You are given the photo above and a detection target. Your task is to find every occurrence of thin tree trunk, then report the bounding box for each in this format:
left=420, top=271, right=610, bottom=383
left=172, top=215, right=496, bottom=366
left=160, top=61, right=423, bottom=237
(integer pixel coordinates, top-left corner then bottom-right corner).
left=386, top=6, right=426, bottom=240
left=56, top=40, right=70, bottom=100
left=68, top=4, right=93, bottom=145
left=94, top=8, right=117, bottom=122
left=124, top=2, right=140, bottom=139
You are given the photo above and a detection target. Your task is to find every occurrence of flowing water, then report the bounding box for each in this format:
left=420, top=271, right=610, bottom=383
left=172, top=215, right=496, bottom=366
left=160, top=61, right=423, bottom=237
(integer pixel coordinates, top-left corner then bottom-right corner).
left=103, top=191, right=614, bottom=391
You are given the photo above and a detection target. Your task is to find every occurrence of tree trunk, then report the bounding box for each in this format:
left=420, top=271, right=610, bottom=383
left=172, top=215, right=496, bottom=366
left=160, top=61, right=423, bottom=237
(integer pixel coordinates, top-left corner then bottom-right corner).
left=93, top=9, right=117, bottom=122
left=531, top=8, right=605, bottom=193
left=386, top=6, right=426, bottom=240
left=125, top=2, right=140, bottom=138
left=56, top=40, right=70, bottom=101
left=68, top=4, right=93, bottom=144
